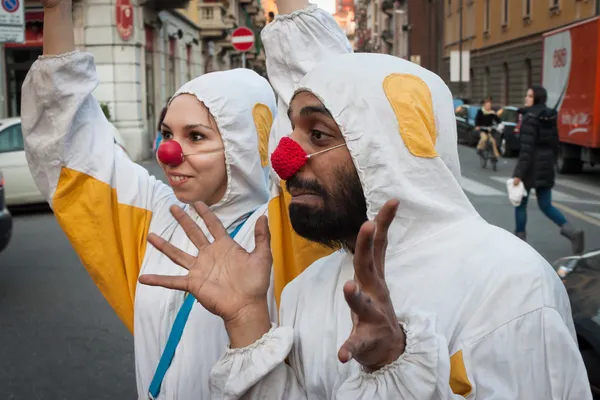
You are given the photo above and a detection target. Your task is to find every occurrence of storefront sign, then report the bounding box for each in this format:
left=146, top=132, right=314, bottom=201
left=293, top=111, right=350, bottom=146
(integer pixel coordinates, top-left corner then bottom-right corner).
left=116, top=0, right=134, bottom=41
left=0, top=0, right=24, bottom=43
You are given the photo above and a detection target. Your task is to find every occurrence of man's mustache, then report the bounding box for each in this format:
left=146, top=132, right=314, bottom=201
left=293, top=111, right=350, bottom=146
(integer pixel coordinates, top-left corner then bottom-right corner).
left=285, top=175, right=327, bottom=197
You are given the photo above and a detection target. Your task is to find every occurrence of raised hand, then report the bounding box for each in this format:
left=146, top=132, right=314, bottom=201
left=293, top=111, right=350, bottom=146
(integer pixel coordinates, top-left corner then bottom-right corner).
left=139, top=203, right=273, bottom=341
left=338, top=199, right=406, bottom=372
left=41, top=0, right=68, bottom=8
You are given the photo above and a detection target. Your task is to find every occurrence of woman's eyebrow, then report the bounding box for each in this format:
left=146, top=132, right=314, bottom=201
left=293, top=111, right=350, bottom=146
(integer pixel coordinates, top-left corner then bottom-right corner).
left=161, top=122, right=215, bottom=132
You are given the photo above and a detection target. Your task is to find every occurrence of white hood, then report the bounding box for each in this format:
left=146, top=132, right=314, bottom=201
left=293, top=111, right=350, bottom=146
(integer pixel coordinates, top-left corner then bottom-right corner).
left=294, top=53, right=478, bottom=253
left=171, top=68, right=276, bottom=229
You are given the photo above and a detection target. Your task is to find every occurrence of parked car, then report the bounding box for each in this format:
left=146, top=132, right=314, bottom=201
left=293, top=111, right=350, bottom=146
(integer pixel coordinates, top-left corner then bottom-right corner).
left=497, top=106, right=521, bottom=157
left=455, top=104, right=480, bottom=146
left=0, top=117, right=131, bottom=206
left=553, top=249, right=600, bottom=398
left=0, top=169, right=12, bottom=253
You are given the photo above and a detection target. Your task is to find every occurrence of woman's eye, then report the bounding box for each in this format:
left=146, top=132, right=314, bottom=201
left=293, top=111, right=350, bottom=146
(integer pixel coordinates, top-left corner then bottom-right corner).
left=190, top=132, right=205, bottom=142
left=161, top=131, right=173, bottom=140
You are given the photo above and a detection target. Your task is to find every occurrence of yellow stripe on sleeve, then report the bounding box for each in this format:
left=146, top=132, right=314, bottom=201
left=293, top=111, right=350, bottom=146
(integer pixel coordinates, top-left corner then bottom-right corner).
left=52, top=167, right=152, bottom=334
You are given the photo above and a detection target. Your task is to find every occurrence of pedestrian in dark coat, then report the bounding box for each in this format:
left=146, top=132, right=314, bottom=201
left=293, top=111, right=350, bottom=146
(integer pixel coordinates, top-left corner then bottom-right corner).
left=512, top=85, right=585, bottom=254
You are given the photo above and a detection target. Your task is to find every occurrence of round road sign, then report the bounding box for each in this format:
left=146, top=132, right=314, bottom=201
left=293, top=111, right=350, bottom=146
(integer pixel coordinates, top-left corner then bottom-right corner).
left=231, top=26, right=255, bottom=52
left=2, top=0, right=19, bottom=13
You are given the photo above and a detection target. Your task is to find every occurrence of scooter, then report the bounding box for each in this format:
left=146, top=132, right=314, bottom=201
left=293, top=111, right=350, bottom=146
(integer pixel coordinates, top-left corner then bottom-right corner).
left=552, top=248, right=600, bottom=398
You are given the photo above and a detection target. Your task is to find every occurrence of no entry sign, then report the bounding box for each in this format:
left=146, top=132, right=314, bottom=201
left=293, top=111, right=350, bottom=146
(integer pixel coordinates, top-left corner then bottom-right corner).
left=231, top=26, right=255, bottom=52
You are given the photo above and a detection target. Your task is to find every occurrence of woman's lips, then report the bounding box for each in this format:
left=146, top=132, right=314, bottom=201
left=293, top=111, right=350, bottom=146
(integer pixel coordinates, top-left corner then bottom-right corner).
left=168, top=174, right=191, bottom=185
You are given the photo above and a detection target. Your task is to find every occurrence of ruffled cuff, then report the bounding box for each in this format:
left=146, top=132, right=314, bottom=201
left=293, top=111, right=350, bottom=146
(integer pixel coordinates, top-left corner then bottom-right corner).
left=209, top=325, right=294, bottom=398
left=336, top=312, right=446, bottom=400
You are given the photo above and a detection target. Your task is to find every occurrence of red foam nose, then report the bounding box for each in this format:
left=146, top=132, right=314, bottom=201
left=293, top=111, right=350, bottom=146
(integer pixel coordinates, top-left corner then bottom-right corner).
left=157, top=140, right=184, bottom=167
left=271, top=137, right=307, bottom=181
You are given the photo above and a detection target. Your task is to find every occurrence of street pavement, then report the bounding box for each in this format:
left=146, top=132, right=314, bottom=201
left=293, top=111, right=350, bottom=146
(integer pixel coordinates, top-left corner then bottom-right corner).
left=1, top=147, right=599, bottom=399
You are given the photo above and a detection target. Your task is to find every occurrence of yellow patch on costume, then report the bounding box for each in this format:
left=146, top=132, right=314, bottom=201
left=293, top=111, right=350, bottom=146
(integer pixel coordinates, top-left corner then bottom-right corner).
left=449, top=350, right=473, bottom=397
left=268, top=181, right=335, bottom=307
left=52, top=167, right=152, bottom=334
left=252, top=103, right=274, bottom=168
left=382, top=73, right=438, bottom=158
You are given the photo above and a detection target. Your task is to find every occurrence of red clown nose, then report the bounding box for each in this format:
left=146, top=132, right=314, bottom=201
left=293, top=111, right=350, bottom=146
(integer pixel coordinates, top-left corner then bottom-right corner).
left=157, top=140, right=185, bottom=167
left=271, top=137, right=307, bottom=181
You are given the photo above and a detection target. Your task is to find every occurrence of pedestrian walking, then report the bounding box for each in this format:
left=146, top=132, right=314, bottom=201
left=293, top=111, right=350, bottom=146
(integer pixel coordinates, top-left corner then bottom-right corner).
left=512, top=85, right=585, bottom=253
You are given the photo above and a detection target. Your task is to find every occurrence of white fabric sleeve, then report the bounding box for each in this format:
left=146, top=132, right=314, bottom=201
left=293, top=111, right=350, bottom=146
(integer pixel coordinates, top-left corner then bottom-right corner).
left=459, top=306, right=591, bottom=399
left=261, top=5, right=353, bottom=186
left=209, top=325, right=305, bottom=399
left=261, top=4, right=352, bottom=109
left=20, top=50, right=174, bottom=332
left=208, top=313, right=453, bottom=400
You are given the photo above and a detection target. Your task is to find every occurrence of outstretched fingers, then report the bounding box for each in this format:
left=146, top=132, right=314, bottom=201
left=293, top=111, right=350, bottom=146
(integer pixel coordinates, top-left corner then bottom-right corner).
left=251, top=216, right=272, bottom=263
left=193, top=202, right=228, bottom=240
left=170, top=205, right=210, bottom=249
left=372, top=199, right=399, bottom=275
left=148, top=233, right=195, bottom=270
left=139, top=274, right=189, bottom=292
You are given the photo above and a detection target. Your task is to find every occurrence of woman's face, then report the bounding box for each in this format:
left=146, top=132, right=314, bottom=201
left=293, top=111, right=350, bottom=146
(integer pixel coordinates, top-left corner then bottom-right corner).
left=158, top=94, right=227, bottom=206
left=483, top=100, right=492, bottom=111
left=525, top=89, right=534, bottom=107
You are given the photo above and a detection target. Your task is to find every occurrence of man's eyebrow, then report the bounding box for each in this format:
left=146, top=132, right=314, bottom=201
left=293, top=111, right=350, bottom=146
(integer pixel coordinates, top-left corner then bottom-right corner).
left=287, top=105, right=333, bottom=121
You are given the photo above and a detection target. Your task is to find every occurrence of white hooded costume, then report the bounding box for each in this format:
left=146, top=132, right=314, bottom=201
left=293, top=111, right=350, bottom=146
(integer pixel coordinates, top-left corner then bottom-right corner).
left=20, top=51, right=277, bottom=399
left=208, top=38, right=592, bottom=400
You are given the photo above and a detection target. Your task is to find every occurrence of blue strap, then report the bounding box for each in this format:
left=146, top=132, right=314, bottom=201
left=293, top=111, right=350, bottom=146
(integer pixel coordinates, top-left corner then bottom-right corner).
left=148, top=219, right=249, bottom=399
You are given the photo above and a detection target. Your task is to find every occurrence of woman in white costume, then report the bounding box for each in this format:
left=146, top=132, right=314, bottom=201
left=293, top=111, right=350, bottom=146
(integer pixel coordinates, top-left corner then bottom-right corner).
left=21, top=0, right=278, bottom=398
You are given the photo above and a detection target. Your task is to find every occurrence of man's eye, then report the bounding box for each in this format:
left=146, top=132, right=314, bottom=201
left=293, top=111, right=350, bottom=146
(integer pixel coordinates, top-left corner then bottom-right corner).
left=311, top=130, right=329, bottom=141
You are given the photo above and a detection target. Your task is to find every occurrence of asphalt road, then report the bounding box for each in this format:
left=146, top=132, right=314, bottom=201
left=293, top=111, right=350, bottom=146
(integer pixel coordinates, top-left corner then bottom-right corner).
left=1, top=148, right=599, bottom=399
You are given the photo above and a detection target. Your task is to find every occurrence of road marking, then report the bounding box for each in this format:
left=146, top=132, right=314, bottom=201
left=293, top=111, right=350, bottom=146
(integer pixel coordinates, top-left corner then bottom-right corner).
left=489, top=176, right=600, bottom=205
left=585, top=211, right=600, bottom=220
left=553, top=203, right=600, bottom=228
left=460, top=176, right=505, bottom=196
left=555, top=178, right=600, bottom=198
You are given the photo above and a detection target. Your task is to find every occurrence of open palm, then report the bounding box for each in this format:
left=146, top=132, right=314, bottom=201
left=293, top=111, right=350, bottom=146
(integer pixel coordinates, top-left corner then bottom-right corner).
left=41, top=0, right=68, bottom=8
left=139, top=203, right=272, bottom=324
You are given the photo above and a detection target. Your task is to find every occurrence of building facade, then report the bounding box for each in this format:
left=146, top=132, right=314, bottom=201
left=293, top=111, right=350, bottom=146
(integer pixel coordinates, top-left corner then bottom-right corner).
left=1, top=0, right=266, bottom=162
left=353, top=0, right=443, bottom=74
left=443, top=0, right=597, bottom=105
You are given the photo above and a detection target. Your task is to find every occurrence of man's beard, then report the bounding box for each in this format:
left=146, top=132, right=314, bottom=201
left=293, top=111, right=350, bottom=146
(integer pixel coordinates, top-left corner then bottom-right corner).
left=286, top=166, right=367, bottom=249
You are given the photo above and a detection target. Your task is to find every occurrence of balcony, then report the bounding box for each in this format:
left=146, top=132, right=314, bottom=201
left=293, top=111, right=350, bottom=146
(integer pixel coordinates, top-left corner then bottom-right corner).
left=381, top=29, right=393, bottom=44
left=244, top=0, right=260, bottom=15
left=381, top=0, right=394, bottom=14
left=198, top=3, right=232, bottom=38
left=143, top=0, right=191, bottom=11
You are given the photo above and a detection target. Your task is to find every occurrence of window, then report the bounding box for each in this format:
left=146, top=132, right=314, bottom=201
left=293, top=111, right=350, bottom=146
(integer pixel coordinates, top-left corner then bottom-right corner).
left=524, top=58, right=533, bottom=90
left=499, top=108, right=519, bottom=123
left=0, top=124, right=24, bottom=153
left=550, top=0, right=559, bottom=8
left=484, top=66, right=490, bottom=96
left=466, top=1, right=475, bottom=37
left=484, top=0, right=490, bottom=33
left=502, top=0, right=508, bottom=26
left=503, top=62, right=510, bottom=104
left=186, top=45, right=192, bottom=81
left=523, top=0, right=531, bottom=17
left=168, top=38, right=176, bottom=97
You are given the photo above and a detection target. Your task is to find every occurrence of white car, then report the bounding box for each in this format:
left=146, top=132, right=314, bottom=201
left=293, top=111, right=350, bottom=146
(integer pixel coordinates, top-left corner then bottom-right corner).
left=0, top=117, right=131, bottom=206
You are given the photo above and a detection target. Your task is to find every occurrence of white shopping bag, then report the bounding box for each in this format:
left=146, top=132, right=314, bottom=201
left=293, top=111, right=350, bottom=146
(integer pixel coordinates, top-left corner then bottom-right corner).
left=506, top=178, right=527, bottom=206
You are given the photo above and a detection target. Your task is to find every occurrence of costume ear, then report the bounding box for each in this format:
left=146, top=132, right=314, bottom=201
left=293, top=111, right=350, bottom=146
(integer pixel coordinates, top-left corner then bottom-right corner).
left=252, top=103, right=274, bottom=168
left=383, top=73, right=438, bottom=158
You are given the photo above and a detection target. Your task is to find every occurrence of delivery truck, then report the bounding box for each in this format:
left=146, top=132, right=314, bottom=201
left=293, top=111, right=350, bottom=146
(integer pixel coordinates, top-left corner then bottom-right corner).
left=543, top=17, right=600, bottom=173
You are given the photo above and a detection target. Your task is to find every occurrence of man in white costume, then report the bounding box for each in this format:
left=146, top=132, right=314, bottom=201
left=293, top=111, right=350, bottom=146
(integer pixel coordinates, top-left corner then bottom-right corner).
left=140, top=2, right=593, bottom=399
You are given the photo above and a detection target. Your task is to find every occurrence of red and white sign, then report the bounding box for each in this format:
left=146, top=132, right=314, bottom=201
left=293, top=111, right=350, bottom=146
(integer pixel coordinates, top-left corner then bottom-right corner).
left=116, top=0, right=134, bottom=42
left=231, top=26, right=255, bottom=52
